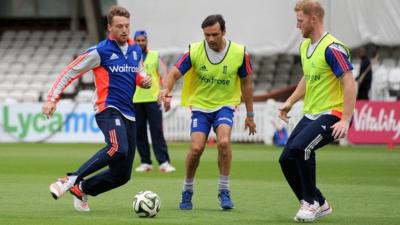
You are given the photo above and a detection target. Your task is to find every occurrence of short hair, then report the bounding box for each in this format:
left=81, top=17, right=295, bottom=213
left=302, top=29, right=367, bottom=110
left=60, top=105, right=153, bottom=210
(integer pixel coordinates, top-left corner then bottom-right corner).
left=294, top=0, right=325, bottom=20
left=107, top=5, right=130, bottom=25
left=201, top=14, right=226, bottom=32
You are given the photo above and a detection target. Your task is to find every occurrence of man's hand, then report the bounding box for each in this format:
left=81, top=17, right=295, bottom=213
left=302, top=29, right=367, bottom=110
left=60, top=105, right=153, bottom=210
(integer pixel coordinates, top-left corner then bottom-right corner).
left=245, top=117, right=256, bottom=135
left=141, top=76, right=152, bottom=89
left=158, top=89, right=172, bottom=112
left=331, top=119, right=350, bottom=139
left=278, top=101, right=292, bottom=123
left=42, top=101, right=56, bottom=119
left=164, top=101, right=171, bottom=112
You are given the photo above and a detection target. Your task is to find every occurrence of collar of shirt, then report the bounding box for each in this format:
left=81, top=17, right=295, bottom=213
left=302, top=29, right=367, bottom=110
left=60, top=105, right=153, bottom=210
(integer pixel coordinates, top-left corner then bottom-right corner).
left=204, top=38, right=230, bottom=64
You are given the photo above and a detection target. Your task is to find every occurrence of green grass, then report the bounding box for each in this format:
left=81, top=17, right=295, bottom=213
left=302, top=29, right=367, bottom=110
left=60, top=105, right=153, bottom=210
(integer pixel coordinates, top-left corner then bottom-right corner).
left=0, top=143, right=399, bottom=225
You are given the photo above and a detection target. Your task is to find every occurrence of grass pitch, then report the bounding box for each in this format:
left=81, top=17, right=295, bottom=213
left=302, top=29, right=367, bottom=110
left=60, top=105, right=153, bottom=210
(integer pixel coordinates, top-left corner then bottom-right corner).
left=0, top=143, right=399, bottom=225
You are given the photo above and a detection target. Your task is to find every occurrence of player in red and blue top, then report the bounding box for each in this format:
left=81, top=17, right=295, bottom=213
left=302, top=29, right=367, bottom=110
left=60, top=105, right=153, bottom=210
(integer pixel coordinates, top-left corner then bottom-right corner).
left=42, top=6, right=152, bottom=212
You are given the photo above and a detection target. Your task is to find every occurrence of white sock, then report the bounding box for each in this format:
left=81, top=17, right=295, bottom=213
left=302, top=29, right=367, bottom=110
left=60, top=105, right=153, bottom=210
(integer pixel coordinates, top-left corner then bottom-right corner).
left=183, top=178, right=194, bottom=192
left=218, top=175, right=230, bottom=191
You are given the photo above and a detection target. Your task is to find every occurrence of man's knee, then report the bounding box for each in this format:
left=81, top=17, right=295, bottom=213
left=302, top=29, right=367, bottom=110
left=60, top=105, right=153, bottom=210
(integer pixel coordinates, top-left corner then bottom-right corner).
left=217, top=137, right=230, bottom=150
left=190, top=144, right=205, bottom=159
left=217, top=138, right=231, bottom=158
left=279, top=143, right=303, bottom=165
left=287, top=142, right=305, bottom=157
left=113, top=170, right=132, bottom=186
left=118, top=174, right=131, bottom=185
left=279, top=147, right=292, bottom=165
left=279, top=151, right=288, bottom=165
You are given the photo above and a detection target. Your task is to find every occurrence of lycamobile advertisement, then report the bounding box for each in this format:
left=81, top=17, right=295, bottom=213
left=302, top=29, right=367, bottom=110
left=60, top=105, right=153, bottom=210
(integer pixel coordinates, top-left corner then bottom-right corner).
left=0, top=103, right=103, bottom=142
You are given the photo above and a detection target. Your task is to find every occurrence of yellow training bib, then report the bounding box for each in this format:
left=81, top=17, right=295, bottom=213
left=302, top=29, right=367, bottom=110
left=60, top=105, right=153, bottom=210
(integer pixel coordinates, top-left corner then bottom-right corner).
left=181, top=41, right=245, bottom=110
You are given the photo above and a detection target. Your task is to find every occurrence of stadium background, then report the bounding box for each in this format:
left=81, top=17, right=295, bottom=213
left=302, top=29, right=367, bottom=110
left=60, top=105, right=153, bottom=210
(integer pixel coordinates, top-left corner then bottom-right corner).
left=1, top=0, right=400, bottom=144
left=0, top=1, right=399, bottom=225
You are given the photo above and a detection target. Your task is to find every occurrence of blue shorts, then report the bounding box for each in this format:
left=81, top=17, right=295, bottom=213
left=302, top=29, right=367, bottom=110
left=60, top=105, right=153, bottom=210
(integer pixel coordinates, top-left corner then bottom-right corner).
left=190, top=107, right=234, bottom=136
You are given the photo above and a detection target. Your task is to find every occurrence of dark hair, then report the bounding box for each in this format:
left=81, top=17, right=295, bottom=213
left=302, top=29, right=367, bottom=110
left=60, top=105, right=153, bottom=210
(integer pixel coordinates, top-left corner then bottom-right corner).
left=201, top=14, right=226, bottom=32
left=107, top=5, right=130, bottom=25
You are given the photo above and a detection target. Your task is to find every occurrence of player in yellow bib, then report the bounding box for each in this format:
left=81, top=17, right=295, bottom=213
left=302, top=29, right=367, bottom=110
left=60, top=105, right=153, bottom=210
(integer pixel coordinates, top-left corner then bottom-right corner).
left=133, top=30, right=176, bottom=173
left=278, top=0, right=357, bottom=222
left=161, top=14, right=256, bottom=210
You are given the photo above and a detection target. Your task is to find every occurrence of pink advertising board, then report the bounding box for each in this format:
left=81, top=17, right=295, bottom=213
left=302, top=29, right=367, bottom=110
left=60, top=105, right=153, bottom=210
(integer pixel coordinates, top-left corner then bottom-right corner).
left=348, top=101, right=400, bottom=144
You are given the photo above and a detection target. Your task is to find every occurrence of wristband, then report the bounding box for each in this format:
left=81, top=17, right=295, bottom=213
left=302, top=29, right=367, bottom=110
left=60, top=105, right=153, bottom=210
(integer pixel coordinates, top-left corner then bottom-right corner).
left=247, top=112, right=255, bottom=118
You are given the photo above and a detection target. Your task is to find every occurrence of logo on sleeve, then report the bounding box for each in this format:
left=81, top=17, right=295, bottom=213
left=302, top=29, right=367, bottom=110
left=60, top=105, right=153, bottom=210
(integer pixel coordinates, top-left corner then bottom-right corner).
left=115, top=119, right=121, bottom=126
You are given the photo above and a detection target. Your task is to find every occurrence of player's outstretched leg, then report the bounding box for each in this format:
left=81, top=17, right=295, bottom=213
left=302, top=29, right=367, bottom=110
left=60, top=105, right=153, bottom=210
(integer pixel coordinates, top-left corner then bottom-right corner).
left=49, top=176, right=75, bottom=200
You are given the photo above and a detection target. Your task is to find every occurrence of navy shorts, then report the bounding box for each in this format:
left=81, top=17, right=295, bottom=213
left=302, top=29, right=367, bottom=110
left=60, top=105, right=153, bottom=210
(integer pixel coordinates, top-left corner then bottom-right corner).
left=190, top=107, right=234, bottom=136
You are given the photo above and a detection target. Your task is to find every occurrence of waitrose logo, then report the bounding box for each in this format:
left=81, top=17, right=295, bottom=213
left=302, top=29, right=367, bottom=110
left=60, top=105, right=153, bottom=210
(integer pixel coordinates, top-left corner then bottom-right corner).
left=2, top=106, right=100, bottom=139
left=108, top=64, right=139, bottom=73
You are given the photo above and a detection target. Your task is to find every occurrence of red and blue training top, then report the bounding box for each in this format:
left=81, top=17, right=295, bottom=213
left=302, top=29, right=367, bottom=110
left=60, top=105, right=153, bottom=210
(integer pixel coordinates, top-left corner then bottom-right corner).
left=47, top=35, right=146, bottom=121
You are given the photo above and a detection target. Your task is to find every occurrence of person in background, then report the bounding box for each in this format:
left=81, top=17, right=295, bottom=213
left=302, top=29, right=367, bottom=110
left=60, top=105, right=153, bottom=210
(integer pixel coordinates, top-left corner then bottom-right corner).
left=133, top=30, right=176, bottom=173
left=355, top=46, right=372, bottom=100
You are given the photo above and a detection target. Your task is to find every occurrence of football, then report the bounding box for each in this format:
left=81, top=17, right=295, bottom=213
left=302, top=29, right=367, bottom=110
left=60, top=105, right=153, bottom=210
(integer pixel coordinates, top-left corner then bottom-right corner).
left=132, top=190, right=161, bottom=218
